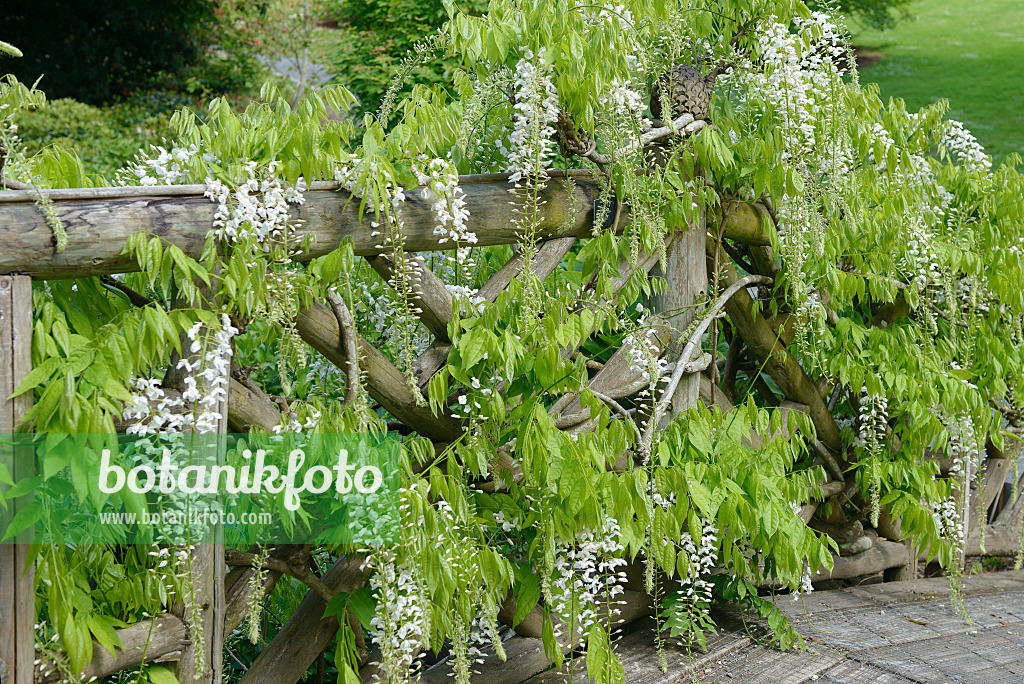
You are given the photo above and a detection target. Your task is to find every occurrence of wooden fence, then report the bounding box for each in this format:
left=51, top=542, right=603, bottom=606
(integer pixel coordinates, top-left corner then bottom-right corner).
left=0, top=173, right=1019, bottom=684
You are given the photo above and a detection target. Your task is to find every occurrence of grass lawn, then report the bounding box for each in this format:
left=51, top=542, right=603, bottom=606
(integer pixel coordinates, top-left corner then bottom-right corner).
left=850, top=0, right=1024, bottom=166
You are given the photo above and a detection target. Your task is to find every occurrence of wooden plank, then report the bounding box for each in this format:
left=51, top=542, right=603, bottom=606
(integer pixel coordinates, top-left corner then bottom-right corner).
left=170, top=289, right=227, bottom=684
left=650, top=173, right=706, bottom=418
left=0, top=178, right=605, bottom=280
left=0, top=275, right=33, bottom=684
left=296, top=302, right=464, bottom=442
left=173, top=540, right=226, bottom=684
left=0, top=177, right=768, bottom=281
left=968, top=457, right=1013, bottom=540
left=238, top=556, right=365, bottom=684
left=419, top=636, right=552, bottom=684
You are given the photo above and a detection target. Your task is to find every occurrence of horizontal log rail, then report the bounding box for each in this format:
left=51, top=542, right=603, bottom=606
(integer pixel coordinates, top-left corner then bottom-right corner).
left=0, top=175, right=770, bottom=280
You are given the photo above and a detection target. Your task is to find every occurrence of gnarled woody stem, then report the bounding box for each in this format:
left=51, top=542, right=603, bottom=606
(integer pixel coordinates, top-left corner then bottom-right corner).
left=326, top=289, right=361, bottom=410
left=643, top=274, right=774, bottom=448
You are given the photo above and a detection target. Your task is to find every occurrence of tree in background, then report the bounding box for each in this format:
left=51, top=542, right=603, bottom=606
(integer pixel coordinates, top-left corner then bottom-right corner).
left=326, top=0, right=488, bottom=118
left=808, top=0, right=914, bottom=29
left=1, top=0, right=218, bottom=104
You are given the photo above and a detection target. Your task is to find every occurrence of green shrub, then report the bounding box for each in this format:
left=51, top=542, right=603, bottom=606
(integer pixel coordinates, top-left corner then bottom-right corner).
left=808, top=0, right=914, bottom=29
left=16, top=96, right=178, bottom=179
left=2, top=1, right=218, bottom=104
left=326, top=0, right=488, bottom=119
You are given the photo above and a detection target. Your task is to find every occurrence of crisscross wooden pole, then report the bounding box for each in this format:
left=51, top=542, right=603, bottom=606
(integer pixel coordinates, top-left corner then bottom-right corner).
left=0, top=275, right=33, bottom=684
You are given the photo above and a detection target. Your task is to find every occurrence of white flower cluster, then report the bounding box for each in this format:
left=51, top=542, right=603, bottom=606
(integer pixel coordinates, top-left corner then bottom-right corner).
left=597, top=76, right=650, bottom=162
left=933, top=497, right=964, bottom=546
left=123, top=314, right=237, bottom=434
left=119, top=143, right=210, bottom=186
left=414, top=157, right=484, bottom=306
left=451, top=375, right=496, bottom=420
left=549, top=517, right=628, bottom=632
left=728, top=14, right=851, bottom=287
left=507, top=50, right=560, bottom=184
left=204, top=161, right=306, bottom=247
left=625, top=307, right=671, bottom=387
left=932, top=412, right=976, bottom=554
left=946, top=413, right=979, bottom=481
left=674, top=521, right=718, bottom=615
left=791, top=562, right=815, bottom=600
left=415, top=157, right=474, bottom=247
left=492, top=509, right=520, bottom=533
left=739, top=14, right=848, bottom=170
left=901, top=216, right=942, bottom=292
left=855, top=392, right=888, bottom=455
left=366, top=548, right=427, bottom=683
left=856, top=391, right=888, bottom=526
left=941, top=120, right=991, bottom=174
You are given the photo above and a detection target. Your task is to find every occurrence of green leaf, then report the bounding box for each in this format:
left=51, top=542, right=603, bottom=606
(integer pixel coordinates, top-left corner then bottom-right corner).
left=3, top=501, right=41, bottom=540
left=60, top=612, right=91, bottom=677
left=147, top=665, right=181, bottom=684
left=513, top=564, right=541, bottom=625
left=87, top=614, right=124, bottom=656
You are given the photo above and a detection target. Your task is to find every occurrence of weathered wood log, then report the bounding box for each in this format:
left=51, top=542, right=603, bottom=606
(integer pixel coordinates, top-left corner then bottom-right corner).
left=963, top=469, right=1024, bottom=557
left=0, top=177, right=603, bottom=279
left=964, top=523, right=1023, bottom=557
left=0, top=276, right=34, bottom=684
left=296, top=302, right=464, bottom=441
left=711, top=200, right=773, bottom=247
left=36, top=545, right=288, bottom=683
left=35, top=615, right=190, bottom=684
left=651, top=187, right=706, bottom=416
left=967, top=456, right=1014, bottom=543
left=368, top=253, right=454, bottom=342
left=811, top=539, right=909, bottom=582
left=238, top=555, right=366, bottom=684
left=552, top=321, right=671, bottom=433
left=498, top=595, right=547, bottom=639
left=0, top=177, right=769, bottom=280
left=476, top=237, right=577, bottom=302
left=227, top=377, right=283, bottom=432
left=705, top=238, right=841, bottom=452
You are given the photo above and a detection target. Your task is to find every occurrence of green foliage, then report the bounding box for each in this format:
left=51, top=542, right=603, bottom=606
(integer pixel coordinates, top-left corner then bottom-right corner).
left=854, top=0, right=1024, bottom=163
left=2, top=1, right=219, bottom=104
left=325, top=0, right=489, bottom=119
left=807, top=0, right=913, bottom=30
left=4, top=0, right=1024, bottom=678
left=15, top=97, right=177, bottom=179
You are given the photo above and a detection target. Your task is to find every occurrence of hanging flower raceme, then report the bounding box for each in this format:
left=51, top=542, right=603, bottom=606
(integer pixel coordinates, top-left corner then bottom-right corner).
left=365, top=548, right=428, bottom=683
left=204, top=160, right=306, bottom=248
left=414, top=156, right=482, bottom=306
left=856, top=391, right=889, bottom=527
left=123, top=314, right=238, bottom=434
left=506, top=49, right=560, bottom=185
left=548, top=517, right=628, bottom=634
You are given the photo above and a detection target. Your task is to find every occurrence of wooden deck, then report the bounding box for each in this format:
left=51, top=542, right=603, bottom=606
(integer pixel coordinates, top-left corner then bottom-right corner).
left=419, top=571, right=1024, bottom=683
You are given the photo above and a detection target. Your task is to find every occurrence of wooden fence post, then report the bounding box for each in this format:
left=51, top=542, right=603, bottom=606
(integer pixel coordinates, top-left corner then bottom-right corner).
left=650, top=168, right=707, bottom=417
left=173, top=387, right=227, bottom=683
left=0, top=275, right=35, bottom=684
left=171, top=283, right=227, bottom=684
